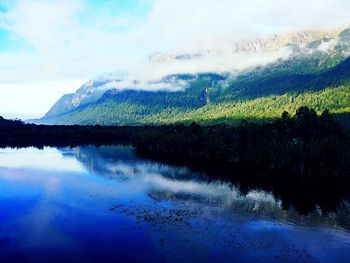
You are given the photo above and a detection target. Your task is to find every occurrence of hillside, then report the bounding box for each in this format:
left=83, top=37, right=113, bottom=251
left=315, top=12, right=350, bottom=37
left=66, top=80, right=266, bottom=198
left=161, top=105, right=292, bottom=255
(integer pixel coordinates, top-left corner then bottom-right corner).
left=37, top=28, right=350, bottom=126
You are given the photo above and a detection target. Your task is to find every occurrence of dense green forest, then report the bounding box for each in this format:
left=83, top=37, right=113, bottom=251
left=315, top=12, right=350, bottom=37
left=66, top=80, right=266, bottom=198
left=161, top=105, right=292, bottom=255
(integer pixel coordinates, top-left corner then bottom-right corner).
left=38, top=81, right=350, bottom=126
left=141, top=86, right=350, bottom=125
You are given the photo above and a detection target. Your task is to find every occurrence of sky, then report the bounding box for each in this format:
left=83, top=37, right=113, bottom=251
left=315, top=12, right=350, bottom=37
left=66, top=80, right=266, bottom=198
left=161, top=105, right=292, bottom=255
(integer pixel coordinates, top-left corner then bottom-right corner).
left=0, top=0, right=349, bottom=119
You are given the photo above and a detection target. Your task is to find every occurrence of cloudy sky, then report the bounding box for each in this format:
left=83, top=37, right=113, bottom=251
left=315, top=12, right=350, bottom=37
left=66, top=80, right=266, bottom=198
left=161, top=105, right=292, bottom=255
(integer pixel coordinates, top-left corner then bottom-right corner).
left=0, top=0, right=349, bottom=119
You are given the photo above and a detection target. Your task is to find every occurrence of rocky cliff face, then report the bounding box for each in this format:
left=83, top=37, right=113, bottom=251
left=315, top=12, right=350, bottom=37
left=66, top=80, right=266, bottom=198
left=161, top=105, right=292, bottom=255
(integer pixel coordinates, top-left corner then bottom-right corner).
left=45, top=79, right=110, bottom=118
left=149, top=30, right=341, bottom=63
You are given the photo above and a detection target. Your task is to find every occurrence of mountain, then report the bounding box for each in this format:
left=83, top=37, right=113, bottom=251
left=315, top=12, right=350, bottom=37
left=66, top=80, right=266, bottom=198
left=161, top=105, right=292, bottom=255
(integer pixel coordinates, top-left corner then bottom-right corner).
left=149, top=29, right=341, bottom=63
left=44, top=79, right=110, bottom=118
left=37, top=28, right=350, bottom=126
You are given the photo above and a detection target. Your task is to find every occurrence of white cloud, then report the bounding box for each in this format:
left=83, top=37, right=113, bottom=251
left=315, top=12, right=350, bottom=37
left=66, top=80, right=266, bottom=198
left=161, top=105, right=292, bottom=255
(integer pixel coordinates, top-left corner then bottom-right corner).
left=0, top=79, right=83, bottom=119
left=140, top=0, right=350, bottom=49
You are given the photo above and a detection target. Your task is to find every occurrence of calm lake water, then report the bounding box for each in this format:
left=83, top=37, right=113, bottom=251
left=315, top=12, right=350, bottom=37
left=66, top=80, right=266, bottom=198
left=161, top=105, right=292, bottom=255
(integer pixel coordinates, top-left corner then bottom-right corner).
left=0, top=145, right=350, bottom=263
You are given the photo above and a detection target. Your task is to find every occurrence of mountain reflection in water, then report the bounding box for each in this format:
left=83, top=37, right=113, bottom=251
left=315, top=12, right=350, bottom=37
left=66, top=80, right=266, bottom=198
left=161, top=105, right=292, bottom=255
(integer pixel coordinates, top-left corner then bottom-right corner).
left=0, top=145, right=349, bottom=263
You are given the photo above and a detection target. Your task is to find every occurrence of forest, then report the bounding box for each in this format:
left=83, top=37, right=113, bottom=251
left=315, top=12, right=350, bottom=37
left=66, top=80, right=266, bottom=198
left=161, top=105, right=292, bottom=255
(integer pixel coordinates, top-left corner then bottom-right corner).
left=1, top=107, right=349, bottom=178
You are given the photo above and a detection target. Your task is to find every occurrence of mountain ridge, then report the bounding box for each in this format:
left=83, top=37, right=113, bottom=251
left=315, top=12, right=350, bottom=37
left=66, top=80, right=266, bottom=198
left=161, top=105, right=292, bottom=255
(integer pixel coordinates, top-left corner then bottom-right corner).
left=36, top=27, right=350, bottom=126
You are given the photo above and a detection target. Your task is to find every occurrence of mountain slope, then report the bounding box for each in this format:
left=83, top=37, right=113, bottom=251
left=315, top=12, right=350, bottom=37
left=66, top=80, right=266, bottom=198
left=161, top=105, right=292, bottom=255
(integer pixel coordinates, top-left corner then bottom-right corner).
left=44, top=79, right=111, bottom=118
left=40, top=74, right=225, bottom=125
left=38, top=28, right=350, bottom=126
left=140, top=86, right=350, bottom=125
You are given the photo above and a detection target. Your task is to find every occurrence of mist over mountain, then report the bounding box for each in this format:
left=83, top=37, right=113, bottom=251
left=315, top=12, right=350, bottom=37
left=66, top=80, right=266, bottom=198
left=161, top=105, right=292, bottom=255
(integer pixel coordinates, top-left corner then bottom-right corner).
left=37, top=27, right=350, bottom=125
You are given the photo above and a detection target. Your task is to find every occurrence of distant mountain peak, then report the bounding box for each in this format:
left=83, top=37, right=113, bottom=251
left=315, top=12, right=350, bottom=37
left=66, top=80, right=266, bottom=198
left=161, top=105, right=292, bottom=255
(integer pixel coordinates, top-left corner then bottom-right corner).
left=339, top=28, right=350, bottom=41
left=149, top=29, right=342, bottom=64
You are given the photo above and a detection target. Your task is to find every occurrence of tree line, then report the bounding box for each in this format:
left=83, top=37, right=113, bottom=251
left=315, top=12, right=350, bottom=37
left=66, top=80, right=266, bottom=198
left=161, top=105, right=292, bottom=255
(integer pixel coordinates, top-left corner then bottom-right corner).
left=1, top=107, right=349, bottom=179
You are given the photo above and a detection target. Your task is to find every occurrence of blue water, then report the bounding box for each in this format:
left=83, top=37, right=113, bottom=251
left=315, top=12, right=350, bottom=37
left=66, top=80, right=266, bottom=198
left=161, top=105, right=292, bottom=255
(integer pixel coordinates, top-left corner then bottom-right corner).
left=0, top=146, right=349, bottom=262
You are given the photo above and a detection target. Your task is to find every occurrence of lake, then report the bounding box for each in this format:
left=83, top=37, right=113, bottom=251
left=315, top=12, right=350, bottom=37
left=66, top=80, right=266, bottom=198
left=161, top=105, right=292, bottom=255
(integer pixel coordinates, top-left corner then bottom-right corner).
left=0, top=145, right=350, bottom=262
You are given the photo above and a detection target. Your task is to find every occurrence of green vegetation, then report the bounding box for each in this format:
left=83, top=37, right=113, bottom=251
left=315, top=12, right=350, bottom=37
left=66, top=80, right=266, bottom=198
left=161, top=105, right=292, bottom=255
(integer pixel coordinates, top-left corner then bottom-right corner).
left=141, top=86, right=350, bottom=124
left=135, top=107, right=350, bottom=178
left=40, top=85, right=350, bottom=126
left=39, top=55, right=350, bottom=126
left=3, top=107, right=350, bottom=179
left=217, top=56, right=350, bottom=101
